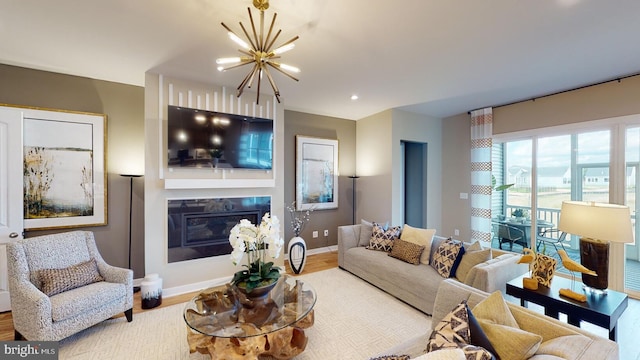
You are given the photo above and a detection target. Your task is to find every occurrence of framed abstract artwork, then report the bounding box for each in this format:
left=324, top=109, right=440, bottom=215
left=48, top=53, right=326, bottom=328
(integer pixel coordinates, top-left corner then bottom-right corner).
left=295, top=135, right=338, bottom=211
left=22, top=107, right=107, bottom=230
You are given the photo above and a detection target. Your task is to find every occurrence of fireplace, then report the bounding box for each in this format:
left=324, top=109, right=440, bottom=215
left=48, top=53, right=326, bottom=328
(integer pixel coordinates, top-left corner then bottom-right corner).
left=167, top=196, right=271, bottom=263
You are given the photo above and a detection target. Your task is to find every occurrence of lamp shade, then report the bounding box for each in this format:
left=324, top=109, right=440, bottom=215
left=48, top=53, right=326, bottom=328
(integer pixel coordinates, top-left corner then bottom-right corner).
left=558, top=201, right=634, bottom=244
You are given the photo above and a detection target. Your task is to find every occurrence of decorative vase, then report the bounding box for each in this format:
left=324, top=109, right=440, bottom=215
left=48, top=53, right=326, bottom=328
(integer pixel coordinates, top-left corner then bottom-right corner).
left=141, top=273, right=163, bottom=309
left=288, top=236, right=307, bottom=274
left=532, top=254, right=557, bottom=288
left=236, top=279, right=278, bottom=300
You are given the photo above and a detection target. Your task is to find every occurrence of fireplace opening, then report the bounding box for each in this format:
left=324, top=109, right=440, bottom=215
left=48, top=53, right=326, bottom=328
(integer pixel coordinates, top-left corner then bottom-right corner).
left=168, top=197, right=270, bottom=263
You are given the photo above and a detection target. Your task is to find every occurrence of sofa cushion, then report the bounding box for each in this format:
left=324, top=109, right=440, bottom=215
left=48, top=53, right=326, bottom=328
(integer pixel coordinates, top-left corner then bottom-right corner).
left=431, top=240, right=464, bottom=278
left=50, top=281, right=126, bottom=321
left=389, top=239, right=424, bottom=265
left=368, top=222, right=401, bottom=252
left=400, top=225, right=436, bottom=264
left=414, top=349, right=465, bottom=360
left=359, top=219, right=374, bottom=247
left=455, top=249, right=491, bottom=283
left=37, top=258, right=104, bottom=296
left=534, top=335, right=592, bottom=360
left=343, top=246, right=444, bottom=314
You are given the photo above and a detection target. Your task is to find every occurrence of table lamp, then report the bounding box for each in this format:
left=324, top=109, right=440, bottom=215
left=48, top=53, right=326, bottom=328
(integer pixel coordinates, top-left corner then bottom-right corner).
left=558, top=201, right=634, bottom=292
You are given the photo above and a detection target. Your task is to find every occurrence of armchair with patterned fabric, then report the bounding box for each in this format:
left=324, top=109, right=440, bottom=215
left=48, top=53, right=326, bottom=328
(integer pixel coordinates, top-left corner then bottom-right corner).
left=7, top=230, right=133, bottom=341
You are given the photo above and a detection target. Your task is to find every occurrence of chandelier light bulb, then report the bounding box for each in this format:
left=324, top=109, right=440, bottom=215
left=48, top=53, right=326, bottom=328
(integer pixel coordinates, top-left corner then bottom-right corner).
left=273, top=43, right=295, bottom=55
left=228, top=32, right=250, bottom=50
left=279, top=63, right=300, bottom=73
left=216, top=57, right=241, bottom=65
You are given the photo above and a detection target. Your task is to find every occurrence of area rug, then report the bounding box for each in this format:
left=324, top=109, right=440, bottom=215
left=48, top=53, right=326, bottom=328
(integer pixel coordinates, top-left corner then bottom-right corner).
left=58, top=268, right=432, bottom=359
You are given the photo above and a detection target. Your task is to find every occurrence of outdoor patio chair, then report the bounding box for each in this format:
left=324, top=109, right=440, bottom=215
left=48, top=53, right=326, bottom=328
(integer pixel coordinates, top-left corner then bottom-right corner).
left=497, top=223, right=527, bottom=250
left=536, top=228, right=569, bottom=255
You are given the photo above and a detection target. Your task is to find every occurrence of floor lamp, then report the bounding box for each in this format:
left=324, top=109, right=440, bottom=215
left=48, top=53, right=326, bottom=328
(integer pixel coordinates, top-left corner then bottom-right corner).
left=348, top=175, right=359, bottom=224
left=121, top=174, right=142, bottom=292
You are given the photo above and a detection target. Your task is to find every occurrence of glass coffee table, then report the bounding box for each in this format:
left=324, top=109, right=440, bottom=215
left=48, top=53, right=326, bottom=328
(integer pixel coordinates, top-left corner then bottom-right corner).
left=184, top=275, right=316, bottom=359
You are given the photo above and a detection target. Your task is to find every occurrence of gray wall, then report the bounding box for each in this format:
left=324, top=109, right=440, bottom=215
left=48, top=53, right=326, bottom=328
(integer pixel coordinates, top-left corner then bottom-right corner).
left=284, top=110, right=356, bottom=249
left=0, top=64, right=145, bottom=278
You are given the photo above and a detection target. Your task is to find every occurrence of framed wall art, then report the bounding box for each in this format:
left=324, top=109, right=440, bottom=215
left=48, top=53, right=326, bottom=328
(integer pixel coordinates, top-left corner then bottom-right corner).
left=295, top=135, right=338, bottom=211
left=21, top=107, right=107, bottom=230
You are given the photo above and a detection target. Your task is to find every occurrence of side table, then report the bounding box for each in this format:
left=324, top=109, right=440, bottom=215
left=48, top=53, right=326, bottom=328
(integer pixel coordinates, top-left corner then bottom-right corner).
left=506, top=274, right=627, bottom=341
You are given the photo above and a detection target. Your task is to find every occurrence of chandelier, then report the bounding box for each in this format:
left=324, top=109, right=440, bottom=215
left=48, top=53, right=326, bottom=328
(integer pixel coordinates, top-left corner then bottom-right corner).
left=216, top=0, right=300, bottom=104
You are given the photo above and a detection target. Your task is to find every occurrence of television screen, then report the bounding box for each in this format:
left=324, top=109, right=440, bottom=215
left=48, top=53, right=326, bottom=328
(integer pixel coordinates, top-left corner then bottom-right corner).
left=167, top=106, right=273, bottom=170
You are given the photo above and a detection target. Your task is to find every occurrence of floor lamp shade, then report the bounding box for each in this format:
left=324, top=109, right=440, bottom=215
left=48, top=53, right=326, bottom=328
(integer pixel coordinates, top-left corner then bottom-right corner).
left=558, top=201, right=634, bottom=290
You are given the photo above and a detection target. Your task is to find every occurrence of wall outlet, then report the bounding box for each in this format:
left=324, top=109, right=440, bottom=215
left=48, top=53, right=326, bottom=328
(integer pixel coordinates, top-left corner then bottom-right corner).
left=312, top=231, right=318, bottom=238
left=454, top=229, right=460, bottom=236
left=324, top=229, right=329, bottom=237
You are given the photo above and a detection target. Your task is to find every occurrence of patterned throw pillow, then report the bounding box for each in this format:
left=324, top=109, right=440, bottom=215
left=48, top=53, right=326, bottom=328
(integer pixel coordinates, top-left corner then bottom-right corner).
left=38, top=258, right=104, bottom=296
left=431, top=239, right=464, bottom=277
left=368, top=222, right=401, bottom=252
left=388, top=239, right=425, bottom=264
left=426, top=301, right=495, bottom=360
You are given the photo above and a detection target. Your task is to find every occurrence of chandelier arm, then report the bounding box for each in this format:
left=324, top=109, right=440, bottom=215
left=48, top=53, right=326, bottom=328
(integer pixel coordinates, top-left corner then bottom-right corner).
left=246, top=64, right=259, bottom=90
left=239, top=22, right=258, bottom=52
left=220, top=60, right=254, bottom=71
left=237, top=64, right=260, bottom=98
left=263, top=13, right=277, bottom=53
left=259, top=9, right=265, bottom=51
left=269, top=35, right=299, bottom=54
left=262, top=67, right=281, bottom=103
left=264, top=29, right=281, bottom=53
left=247, top=8, right=261, bottom=52
left=238, top=49, right=254, bottom=57
left=266, top=62, right=300, bottom=82
left=255, top=68, right=262, bottom=104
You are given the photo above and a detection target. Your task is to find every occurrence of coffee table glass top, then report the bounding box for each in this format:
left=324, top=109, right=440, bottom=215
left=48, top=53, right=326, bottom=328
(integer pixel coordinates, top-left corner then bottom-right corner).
left=183, top=275, right=316, bottom=338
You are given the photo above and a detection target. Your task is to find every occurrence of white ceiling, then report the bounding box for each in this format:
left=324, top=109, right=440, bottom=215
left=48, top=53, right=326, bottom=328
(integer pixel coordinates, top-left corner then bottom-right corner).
left=2, top=0, right=640, bottom=120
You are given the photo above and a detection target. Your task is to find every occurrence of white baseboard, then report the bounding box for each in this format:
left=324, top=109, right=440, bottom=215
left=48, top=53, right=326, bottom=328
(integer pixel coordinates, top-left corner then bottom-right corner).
left=287, top=244, right=337, bottom=257
left=152, top=245, right=337, bottom=299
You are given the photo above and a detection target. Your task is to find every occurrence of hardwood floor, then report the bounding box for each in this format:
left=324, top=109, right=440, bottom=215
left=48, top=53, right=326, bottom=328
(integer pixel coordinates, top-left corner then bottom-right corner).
left=2, top=250, right=639, bottom=358
left=0, top=251, right=339, bottom=342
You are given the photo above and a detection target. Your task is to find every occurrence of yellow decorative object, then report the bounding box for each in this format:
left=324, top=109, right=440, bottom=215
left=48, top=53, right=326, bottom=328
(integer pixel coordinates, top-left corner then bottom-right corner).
left=523, top=277, right=539, bottom=290
left=559, top=288, right=587, bottom=302
left=557, top=250, right=597, bottom=276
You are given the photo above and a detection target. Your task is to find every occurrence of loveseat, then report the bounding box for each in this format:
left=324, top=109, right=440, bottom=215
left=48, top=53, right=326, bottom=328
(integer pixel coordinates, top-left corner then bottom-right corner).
left=338, top=223, right=528, bottom=315
left=377, top=279, right=618, bottom=359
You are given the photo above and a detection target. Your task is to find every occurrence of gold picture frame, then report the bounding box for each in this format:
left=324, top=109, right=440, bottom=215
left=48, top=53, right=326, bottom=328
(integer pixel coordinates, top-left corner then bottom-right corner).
left=11, top=105, right=108, bottom=230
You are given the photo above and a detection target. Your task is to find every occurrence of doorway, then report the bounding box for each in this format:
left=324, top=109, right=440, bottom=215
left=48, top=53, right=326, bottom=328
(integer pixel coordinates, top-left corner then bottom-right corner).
left=402, top=141, right=427, bottom=227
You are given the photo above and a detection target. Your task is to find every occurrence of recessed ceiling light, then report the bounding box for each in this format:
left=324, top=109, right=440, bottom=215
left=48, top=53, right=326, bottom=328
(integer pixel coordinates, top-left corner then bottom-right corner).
left=351, top=95, right=359, bottom=100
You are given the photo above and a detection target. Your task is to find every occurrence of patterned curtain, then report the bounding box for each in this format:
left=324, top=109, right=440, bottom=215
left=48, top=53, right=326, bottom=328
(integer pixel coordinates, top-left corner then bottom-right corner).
left=470, top=108, right=493, bottom=243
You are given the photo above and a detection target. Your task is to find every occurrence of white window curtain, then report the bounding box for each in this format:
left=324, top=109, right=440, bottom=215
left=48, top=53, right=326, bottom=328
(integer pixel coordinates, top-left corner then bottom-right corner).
left=470, top=108, right=493, bottom=243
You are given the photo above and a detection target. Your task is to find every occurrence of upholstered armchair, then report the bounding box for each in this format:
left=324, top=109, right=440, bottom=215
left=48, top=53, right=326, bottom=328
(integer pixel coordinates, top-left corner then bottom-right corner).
left=7, top=231, right=133, bottom=341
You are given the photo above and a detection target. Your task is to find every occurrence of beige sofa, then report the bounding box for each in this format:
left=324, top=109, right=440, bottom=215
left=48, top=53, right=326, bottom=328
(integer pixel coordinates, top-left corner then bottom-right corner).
left=338, top=224, right=528, bottom=315
left=379, top=279, right=618, bottom=359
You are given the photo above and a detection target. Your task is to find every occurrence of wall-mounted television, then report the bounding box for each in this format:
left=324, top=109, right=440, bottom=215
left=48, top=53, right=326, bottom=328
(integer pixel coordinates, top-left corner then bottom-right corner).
left=167, top=105, right=273, bottom=170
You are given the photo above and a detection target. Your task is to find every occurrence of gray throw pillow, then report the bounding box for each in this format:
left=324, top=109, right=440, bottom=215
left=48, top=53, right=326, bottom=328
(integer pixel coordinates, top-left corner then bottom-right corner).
left=358, top=219, right=374, bottom=247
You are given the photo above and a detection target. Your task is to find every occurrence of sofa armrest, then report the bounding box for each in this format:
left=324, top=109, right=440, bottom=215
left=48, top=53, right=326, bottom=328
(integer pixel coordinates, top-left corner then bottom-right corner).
left=465, top=253, right=528, bottom=293
left=338, top=225, right=361, bottom=267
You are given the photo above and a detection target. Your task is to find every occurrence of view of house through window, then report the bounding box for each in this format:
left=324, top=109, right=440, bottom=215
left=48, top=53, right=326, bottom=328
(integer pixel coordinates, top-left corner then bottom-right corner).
left=492, top=128, right=640, bottom=294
